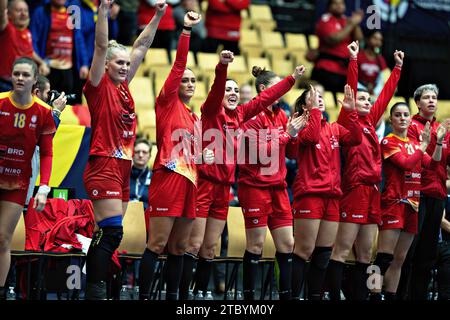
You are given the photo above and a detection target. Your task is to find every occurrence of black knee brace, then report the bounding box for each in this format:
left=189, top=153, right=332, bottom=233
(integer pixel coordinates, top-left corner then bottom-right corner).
left=92, top=226, right=124, bottom=254
left=310, top=247, right=332, bottom=270
left=373, top=252, right=394, bottom=276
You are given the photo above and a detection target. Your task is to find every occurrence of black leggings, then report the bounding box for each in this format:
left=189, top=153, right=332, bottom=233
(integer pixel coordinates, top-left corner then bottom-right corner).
left=398, top=196, right=445, bottom=300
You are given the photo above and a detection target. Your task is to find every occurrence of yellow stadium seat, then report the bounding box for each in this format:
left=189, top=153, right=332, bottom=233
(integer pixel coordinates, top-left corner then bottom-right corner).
left=261, top=31, right=284, bottom=49
left=129, top=77, right=154, bottom=111
left=309, top=34, right=319, bottom=49
left=284, top=88, right=302, bottom=107
left=265, top=48, right=290, bottom=62
left=144, top=48, right=170, bottom=68
left=226, top=207, right=276, bottom=259
left=11, top=214, right=25, bottom=251
left=189, top=96, right=205, bottom=114
left=240, top=46, right=265, bottom=59
left=247, top=57, right=271, bottom=72
left=239, top=29, right=260, bottom=48
left=252, top=20, right=276, bottom=32
left=170, top=50, right=197, bottom=69
left=327, top=105, right=341, bottom=122
left=59, top=105, right=79, bottom=125
left=138, top=109, right=156, bottom=142
left=228, top=72, right=254, bottom=87
left=197, top=52, right=219, bottom=73
left=228, top=55, right=247, bottom=74
left=118, top=201, right=147, bottom=254
left=271, top=59, right=294, bottom=78
left=437, top=100, right=450, bottom=121
left=249, top=4, right=273, bottom=21
left=194, top=80, right=207, bottom=100
left=286, top=33, right=309, bottom=52
left=323, top=91, right=337, bottom=109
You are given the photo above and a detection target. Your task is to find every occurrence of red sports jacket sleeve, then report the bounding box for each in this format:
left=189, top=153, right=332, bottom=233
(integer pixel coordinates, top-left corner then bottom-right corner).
left=239, top=75, right=295, bottom=123
left=369, top=65, right=402, bottom=125
left=387, top=149, right=423, bottom=171
left=158, top=33, right=190, bottom=104
left=38, top=133, right=53, bottom=186
left=337, top=110, right=362, bottom=146
left=201, top=62, right=228, bottom=118
left=347, top=58, right=358, bottom=97
left=298, top=108, right=322, bottom=145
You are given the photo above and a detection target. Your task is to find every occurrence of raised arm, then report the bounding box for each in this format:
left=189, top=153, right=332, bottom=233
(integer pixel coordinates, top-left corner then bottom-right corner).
left=89, top=0, right=112, bottom=87
left=0, top=0, right=7, bottom=32
left=370, top=50, right=404, bottom=124
left=239, top=66, right=305, bottom=122
left=201, top=50, right=233, bottom=117
left=158, top=11, right=201, bottom=102
left=337, top=85, right=362, bottom=146
left=298, top=86, right=322, bottom=145
left=128, top=0, right=167, bottom=84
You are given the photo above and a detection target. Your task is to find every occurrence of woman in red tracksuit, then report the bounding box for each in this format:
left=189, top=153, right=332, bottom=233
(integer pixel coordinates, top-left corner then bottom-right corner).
left=372, top=102, right=446, bottom=300
left=0, top=57, right=55, bottom=300
left=82, top=0, right=166, bottom=299
left=326, top=41, right=404, bottom=300
left=179, top=61, right=307, bottom=300
left=291, top=84, right=361, bottom=300
left=236, top=66, right=308, bottom=300
left=137, top=11, right=208, bottom=301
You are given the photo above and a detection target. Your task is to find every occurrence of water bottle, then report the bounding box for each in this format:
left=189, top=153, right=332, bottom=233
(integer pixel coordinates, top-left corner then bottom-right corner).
left=204, top=291, right=214, bottom=300
left=188, top=289, right=194, bottom=300
left=120, top=285, right=131, bottom=300
left=7, top=287, right=16, bottom=300
left=133, top=286, right=139, bottom=300
left=236, top=290, right=243, bottom=300
left=194, top=290, right=204, bottom=300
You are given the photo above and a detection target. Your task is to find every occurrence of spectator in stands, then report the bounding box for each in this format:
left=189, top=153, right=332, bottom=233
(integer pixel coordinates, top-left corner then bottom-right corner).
left=237, top=66, right=307, bottom=300
left=30, top=0, right=89, bottom=96
left=311, top=0, right=363, bottom=98
left=327, top=42, right=404, bottom=301
left=0, top=57, right=55, bottom=300
left=397, top=84, right=450, bottom=300
left=0, top=0, right=49, bottom=92
left=82, top=0, right=166, bottom=299
left=74, top=0, right=120, bottom=103
left=137, top=11, right=208, bottom=301
left=358, top=30, right=388, bottom=96
left=116, top=0, right=139, bottom=45
left=291, top=84, right=361, bottom=300
left=371, top=103, right=445, bottom=300
left=138, top=0, right=179, bottom=58
left=130, top=138, right=152, bottom=209
left=437, top=172, right=450, bottom=300
left=238, top=83, right=253, bottom=105
left=26, top=75, right=67, bottom=205
left=203, top=0, right=250, bottom=55
left=173, top=0, right=206, bottom=54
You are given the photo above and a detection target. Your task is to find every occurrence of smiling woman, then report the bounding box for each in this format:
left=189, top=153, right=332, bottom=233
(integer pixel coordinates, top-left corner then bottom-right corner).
left=81, top=0, right=167, bottom=300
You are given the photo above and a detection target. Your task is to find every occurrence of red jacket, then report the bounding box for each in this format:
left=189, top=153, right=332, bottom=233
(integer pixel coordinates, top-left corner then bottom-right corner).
left=200, top=71, right=296, bottom=185
left=407, top=114, right=450, bottom=200
left=338, top=58, right=402, bottom=191
left=293, top=108, right=361, bottom=198
left=238, top=105, right=296, bottom=188
left=205, top=0, right=250, bottom=41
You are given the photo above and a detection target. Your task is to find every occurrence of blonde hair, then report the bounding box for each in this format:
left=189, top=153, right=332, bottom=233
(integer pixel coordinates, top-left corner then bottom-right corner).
left=106, top=40, right=129, bottom=62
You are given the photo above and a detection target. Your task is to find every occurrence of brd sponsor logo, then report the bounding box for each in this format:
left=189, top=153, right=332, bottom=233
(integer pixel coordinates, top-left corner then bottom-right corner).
left=7, top=148, right=25, bottom=156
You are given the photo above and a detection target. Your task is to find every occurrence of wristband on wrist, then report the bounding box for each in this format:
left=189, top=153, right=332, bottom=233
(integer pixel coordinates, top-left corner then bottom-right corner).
left=437, top=141, right=443, bottom=146
left=52, top=109, right=61, bottom=118
left=37, top=185, right=51, bottom=196
left=183, top=26, right=192, bottom=31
